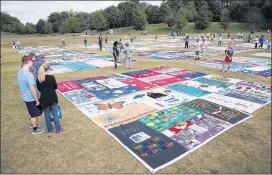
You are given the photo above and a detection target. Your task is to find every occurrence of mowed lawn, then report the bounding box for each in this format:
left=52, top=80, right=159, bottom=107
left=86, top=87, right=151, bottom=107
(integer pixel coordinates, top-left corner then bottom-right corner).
left=1, top=33, right=271, bottom=174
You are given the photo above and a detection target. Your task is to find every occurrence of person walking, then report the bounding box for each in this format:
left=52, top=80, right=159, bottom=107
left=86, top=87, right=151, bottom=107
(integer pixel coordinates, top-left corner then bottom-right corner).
left=98, top=35, right=103, bottom=51
left=227, top=33, right=230, bottom=39
left=184, top=36, right=189, bottom=49
left=259, top=35, right=265, bottom=49
left=62, top=38, right=66, bottom=46
left=195, top=39, right=201, bottom=61
left=221, top=46, right=234, bottom=72
left=123, top=41, right=132, bottom=69
left=84, top=38, right=87, bottom=46
left=112, top=41, right=120, bottom=69
left=36, top=62, right=62, bottom=135
left=254, top=36, right=259, bottom=49
left=201, top=38, right=207, bottom=60
left=17, top=56, right=44, bottom=134
left=218, top=34, right=222, bottom=47
left=16, top=41, right=21, bottom=50
left=241, top=32, right=243, bottom=39
left=105, top=34, right=108, bottom=44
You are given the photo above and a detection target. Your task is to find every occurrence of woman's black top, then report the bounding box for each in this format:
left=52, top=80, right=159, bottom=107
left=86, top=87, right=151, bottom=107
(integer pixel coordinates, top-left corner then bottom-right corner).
left=36, top=75, right=58, bottom=109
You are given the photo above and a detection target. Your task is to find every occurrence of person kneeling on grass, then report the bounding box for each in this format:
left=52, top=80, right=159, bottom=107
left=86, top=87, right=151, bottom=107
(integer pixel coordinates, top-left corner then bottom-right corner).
left=123, top=41, right=132, bottom=69
left=36, top=62, right=61, bottom=135
left=221, top=47, right=234, bottom=72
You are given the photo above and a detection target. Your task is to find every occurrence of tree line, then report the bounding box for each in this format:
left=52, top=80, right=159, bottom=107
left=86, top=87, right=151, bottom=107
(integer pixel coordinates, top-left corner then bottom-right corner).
left=1, top=0, right=271, bottom=35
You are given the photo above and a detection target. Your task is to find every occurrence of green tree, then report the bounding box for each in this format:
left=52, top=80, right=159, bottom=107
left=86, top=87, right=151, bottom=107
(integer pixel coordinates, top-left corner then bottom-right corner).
left=262, top=0, right=272, bottom=29
left=24, top=23, right=36, bottom=34
left=194, top=1, right=213, bottom=30
left=165, top=0, right=183, bottom=12
left=13, top=22, right=25, bottom=34
left=146, top=5, right=161, bottom=24
left=159, top=2, right=172, bottom=23
left=117, top=2, right=147, bottom=30
left=64, top=16, right=81, bottom=33
left=219, top=8, right=230, bottom=32
left=245, top=7, right=264, bottom=31
left=36, top=19, right=46, bottom=34
left=229, top=1, right=249, bottom=22
left=45, top=22, right=53, bottom=34
left=165, top=12, right=176, bottom=28
left=175, top=11, right=188, bottom=33
left=91, top=10, right=107, bottom=31
left=208, top=1, right=221, bottom=22
left=103, top=6, right=121, bottom=28
left=180, top=1, right=197, bottom=22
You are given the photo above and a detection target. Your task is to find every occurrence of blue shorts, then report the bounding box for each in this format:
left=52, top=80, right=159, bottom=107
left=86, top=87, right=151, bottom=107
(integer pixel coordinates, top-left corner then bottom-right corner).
left=25, top=101, right=43, bottom=118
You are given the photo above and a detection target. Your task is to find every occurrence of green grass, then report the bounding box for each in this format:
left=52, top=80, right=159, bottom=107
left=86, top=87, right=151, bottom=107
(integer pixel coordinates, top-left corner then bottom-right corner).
left=1, top=33, right=271, bottom=174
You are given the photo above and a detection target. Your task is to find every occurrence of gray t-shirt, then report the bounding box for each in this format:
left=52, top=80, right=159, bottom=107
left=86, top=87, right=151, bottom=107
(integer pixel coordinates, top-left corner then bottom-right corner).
left=226, top=48, right=234, bottom=57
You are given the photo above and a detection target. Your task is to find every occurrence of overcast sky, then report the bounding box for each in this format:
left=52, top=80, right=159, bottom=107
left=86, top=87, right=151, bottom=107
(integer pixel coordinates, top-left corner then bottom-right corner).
left=1, top=1, right=162, bottom=24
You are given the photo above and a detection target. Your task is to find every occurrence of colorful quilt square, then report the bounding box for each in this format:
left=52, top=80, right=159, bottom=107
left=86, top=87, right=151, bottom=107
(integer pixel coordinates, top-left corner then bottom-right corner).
left=167, top=83, right=211, bottom=97
left=139, top=104, right=204, bottom=132
left=185, top=99, right=250, bottom=124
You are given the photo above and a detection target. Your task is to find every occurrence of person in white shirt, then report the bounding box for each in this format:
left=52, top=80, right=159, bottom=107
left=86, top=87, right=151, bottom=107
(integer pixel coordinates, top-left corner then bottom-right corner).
left=195, top=39, right=201, bottom=61
left=16, top=41, right=21, bottom=50
left=254, top=36, right=259, bottom=49
left=218, top=34, right=222, bottom=46
left=201, top=38, right=208, bottom=60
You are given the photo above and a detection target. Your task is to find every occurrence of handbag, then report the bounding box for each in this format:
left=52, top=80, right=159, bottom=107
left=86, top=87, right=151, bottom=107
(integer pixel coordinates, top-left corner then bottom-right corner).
left=50, top=104, right=62, bottom=122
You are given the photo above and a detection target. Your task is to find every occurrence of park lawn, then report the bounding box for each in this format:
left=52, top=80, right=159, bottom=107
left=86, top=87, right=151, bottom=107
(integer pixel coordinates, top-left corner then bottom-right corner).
left=0, top=33, right=271, bottom=173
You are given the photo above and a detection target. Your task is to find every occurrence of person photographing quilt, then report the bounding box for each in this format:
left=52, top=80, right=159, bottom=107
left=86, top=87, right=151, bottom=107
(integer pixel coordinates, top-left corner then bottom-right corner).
left=36, top=62, right=62, bottom=135
left=221, top=46, right=234, bottom=72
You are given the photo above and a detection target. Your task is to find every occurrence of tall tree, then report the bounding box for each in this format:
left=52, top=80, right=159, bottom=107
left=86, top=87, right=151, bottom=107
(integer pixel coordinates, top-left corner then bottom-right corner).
left=91, top=10, right=107, bottom=31
left=118, top=2, right=147, bottom=30
left=64, top=16, right=81, bottom=33
left=146, top=5, right=161, bottom=24
left=165, top=12, right=176, bottom=28
left=165, top=0, right=183, bottom=12
left=194, top=1, right=213, bottom=30
left=229, top=1, right=249, bottom=22
left=180, top=1, right=197, bottom=22
left=175, top=11, right=188, bottom=33
left=103, top=6, right=121, bottom=28
left=219, top=8, right=230, bottom=32
left=24, top=23, right=36, bottom=34
left=159, top=2, right=172, bottom=23
left=208, top=1, right=222, bottom=22
left=36, top=19, right=46, bottom=34
left=245, top=7, right=264, bottom=31
left=45, top=22, right=53, bottom=34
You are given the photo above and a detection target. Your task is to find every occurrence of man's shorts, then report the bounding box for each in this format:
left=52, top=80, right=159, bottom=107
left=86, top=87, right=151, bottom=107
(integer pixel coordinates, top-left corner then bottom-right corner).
left=25, top=101, right=43, bottom=118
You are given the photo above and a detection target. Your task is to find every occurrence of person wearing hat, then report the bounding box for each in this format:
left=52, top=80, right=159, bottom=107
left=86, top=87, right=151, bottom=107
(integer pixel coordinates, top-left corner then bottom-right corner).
left=221, top=46, right=234, bottom=72
left=112, top=41, right=120, bottom=69
left=123, top=41, right=132, bottom=69
left=17, top=55, right=44, bottom=134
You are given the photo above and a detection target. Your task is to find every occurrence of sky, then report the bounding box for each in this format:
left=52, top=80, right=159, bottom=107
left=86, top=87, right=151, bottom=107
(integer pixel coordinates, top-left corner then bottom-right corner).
left=1, top=1, right=162, bottom=24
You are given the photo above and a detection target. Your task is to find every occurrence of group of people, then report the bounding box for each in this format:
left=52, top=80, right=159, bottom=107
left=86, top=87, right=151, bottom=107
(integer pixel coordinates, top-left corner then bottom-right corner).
left=17, top=53, right=61, bottom=135
left=112, top=40, right=132, bottom=69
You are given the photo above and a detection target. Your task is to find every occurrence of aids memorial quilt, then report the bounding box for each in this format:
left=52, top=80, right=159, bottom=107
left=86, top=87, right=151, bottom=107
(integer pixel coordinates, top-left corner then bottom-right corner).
left=57, top=67, right=270, bottom=173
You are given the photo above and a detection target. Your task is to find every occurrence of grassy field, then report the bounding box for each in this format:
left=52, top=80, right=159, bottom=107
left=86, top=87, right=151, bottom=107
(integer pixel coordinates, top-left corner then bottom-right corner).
left=1, top=32, right=271, bottom=173
left=97, top=22, right=266, bottom=35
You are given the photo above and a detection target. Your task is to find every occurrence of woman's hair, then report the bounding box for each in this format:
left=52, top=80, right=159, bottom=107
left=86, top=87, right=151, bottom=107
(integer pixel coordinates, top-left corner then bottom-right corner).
left=38, top=62, right=50, bottom=83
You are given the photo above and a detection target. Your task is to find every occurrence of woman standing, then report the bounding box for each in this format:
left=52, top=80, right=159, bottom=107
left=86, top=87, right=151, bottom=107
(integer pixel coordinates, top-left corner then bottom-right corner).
left=36, top=62, right=61, bottom=134
left=112, top=41, right=119, bottom=69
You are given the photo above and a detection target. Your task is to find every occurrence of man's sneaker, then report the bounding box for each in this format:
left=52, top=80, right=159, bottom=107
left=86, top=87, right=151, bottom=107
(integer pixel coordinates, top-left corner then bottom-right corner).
left=32, top=128, right=44, bottom=135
